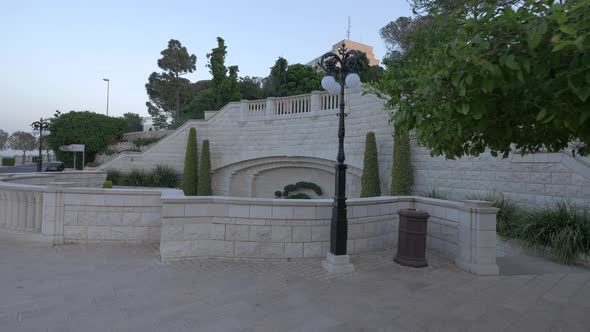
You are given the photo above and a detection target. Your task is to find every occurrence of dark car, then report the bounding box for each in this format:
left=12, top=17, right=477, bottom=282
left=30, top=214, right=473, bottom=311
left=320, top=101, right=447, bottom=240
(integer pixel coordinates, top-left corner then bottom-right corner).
left=45, top=162, right=65, bottom=172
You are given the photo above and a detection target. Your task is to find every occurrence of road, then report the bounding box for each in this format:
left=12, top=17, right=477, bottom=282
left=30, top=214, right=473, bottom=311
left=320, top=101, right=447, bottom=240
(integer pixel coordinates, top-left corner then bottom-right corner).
left=0, top=163, right=47, bottom=173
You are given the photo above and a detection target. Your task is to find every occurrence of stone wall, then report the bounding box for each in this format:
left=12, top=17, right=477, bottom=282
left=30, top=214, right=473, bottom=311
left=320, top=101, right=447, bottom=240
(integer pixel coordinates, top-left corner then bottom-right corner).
left=98, top=92, right=590, bottom=207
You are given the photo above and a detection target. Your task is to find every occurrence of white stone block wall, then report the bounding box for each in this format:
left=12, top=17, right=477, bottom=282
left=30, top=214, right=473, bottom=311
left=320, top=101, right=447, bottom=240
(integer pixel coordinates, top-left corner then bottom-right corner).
left=60, top=188, right=164, bottom=243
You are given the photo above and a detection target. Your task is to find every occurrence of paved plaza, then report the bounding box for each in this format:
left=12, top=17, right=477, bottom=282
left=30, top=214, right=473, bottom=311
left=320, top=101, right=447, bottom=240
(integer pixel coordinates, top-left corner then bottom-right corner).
left=1, top=230, right=589, bottom=332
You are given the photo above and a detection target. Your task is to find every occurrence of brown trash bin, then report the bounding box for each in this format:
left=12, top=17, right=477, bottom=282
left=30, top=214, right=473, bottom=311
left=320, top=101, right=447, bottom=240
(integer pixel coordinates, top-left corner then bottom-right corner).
left=394, top=208, right=429, bottom=268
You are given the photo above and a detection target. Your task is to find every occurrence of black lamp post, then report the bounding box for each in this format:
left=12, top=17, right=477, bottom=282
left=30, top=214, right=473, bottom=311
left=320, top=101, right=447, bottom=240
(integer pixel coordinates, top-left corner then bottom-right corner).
left=318, top=44, right=363, bottom=256
left=31, top=118, right=51, bottom=172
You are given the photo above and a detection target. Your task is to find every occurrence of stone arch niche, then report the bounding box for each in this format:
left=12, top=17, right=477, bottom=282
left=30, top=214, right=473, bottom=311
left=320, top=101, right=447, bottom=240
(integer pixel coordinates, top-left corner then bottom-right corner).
left=212, top=156, right=362, bottom=198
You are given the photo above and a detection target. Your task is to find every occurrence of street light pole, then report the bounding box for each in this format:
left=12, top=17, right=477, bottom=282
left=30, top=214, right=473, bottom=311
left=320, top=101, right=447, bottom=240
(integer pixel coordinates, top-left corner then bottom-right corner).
left=103, top=78, right=110, bottom=116
left=31, top=118, right=51, bottom=172
left=318, top=43, right=363, bottom=272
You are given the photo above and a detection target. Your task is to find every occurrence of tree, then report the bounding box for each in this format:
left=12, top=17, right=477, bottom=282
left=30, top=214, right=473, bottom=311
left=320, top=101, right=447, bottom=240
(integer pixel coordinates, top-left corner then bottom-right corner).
left=122, top=113, right=144, bottom=132
left=238, top=76, right=264, bottom=100
left=46, top=111, right=126, bottom=167
left=263, top=58, right=321, bottom=97
left=206, top=37, right=242, bottom=109
left=146, top=39, right=197, bottom=127
left=360, top=132, right=381, bottom=197
left=391, top=130, right=413, bottom=195
left=263, top=57, right=289, bottom=97
left=0, top=129, right=8, bottom=150
left=182, top=128, right=198, bottom=196
left=197, top=140, right=212, bottom=195
left=8, top=131, right=37, bottom=164
left=378, top=0, right=590, bottom=158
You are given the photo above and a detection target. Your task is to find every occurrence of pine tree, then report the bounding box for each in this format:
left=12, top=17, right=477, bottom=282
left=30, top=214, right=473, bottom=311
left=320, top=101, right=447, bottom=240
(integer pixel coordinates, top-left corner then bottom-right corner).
left=360, top=132, right=381, bottom=197
left=182, top=128, right=198, bottom=195
left=391, top=130, right=413, bottom=195
left=197, top=140, right=212, bottom=196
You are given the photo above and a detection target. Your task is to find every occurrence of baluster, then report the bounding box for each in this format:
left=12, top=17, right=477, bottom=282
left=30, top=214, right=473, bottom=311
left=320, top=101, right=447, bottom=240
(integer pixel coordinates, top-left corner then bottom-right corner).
left=34, top=193, right=42, bottom=232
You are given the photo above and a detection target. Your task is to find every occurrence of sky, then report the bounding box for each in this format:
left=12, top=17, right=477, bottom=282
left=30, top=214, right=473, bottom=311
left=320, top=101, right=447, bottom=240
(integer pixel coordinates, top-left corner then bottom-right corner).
left=0, top=0, right=412, bottom=135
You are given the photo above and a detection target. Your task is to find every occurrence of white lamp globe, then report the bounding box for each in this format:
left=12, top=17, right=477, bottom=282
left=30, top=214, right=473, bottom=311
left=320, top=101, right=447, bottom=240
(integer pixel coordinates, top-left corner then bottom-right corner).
left=329, top=82, right=342, bottom=95
left=345, top=73, right=361, bottom=88
left=32, top=129, right=40, bottom=136
left=321, top=76, right=336, bottom=91
left=42, top=130, right=51, bottom=136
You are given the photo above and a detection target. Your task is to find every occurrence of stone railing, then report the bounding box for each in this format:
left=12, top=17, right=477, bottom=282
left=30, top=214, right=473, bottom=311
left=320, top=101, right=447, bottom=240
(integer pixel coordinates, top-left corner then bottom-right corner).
left=0, top=172, right=500, bottom=275
left=0, top=182, right=44, bottom=232
left=240, top=91, right=340, bottom=120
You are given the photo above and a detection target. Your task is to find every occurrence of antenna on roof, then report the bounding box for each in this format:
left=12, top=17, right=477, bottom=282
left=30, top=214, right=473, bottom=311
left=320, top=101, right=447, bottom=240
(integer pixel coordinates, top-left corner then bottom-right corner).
left=346, top=16, right=351, bottom=40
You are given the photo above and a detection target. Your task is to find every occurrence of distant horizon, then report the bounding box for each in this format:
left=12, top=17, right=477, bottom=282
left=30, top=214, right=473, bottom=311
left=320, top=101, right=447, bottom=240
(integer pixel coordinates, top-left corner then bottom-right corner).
left=0, top=0, right=412, bottom=133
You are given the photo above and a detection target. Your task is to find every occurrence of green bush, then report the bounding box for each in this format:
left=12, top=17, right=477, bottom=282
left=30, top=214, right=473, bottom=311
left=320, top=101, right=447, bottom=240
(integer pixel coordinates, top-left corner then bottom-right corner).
left=182, top=128, right=198, bottom=196
left=197, top=140, right=212, bottom=195
left=466, top=193, right=523, bottom=239
left=274, top=191, right=282, bottom=198
left=516, top=202, right=590, bottom=264
left=148, top=165, right=180, bottom=188
left=133, top=137, right=161, bottom=146
left=102, top=180, right=113, bottom=188
left=121, top=169, right=149, bottom=187
left=106, top=170, right=122, bottom=185
left=391, top=130, right=413, bottom=195
left=2, top=157, right=15, bottom=166
left=286, top=193, right=311, bottom=199
left=361, top=132, right=381, bottom=197
left=281, top=182, right=322, bottom=197
left=32, top=156, right=39, bottom=163
left=420, top=189, right=447, bottom=200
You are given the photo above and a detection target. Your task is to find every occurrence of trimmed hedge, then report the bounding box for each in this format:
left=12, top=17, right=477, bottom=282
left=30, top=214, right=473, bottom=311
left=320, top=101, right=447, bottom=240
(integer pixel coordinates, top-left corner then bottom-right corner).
left=182, top=128, right=198, bottom=196
left=107, top=166, right=179, bottom=188
left=2, top=158, right=15, bottom=166
left=361, top=132, right=381, bottom=197
left=102, top=180, right=113, bottom=188
left=391, top=130, right=413, bottom=195
left=281, top=182, right=322, bottom=197
left=197, top=140, right=212, bottom=195
left=32, top=156, right=40, bottom=163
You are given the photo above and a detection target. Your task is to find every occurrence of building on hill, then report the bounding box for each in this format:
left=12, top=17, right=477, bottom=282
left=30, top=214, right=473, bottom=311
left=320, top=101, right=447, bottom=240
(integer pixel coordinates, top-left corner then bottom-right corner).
left=306, top=39, right=380, bottom=72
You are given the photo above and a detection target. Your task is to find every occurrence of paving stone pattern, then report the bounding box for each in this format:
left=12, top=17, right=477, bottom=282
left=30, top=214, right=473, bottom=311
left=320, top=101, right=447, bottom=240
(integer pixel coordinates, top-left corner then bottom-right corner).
left=1, top=231, right=589, bottom=332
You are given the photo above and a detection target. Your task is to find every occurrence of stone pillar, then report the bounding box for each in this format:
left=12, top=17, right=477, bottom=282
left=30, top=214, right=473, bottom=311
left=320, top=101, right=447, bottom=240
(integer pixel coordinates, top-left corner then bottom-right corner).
left=41, top=183, right=72, bottom=245
left=240, top=100, right=248, bottom=122
left=265, top=97, right=275, bottom=120
left=455, top=200, right=499, bottom=276
left=310, top=91, right=321, bottom=114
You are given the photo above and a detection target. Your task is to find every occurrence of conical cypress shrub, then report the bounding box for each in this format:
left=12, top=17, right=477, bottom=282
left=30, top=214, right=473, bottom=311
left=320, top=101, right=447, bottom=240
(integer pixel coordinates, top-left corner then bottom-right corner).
left=182, top=128, right=198, bottom=196
left=391, top=130, right=413, bottom=195
left=197, top=140, right=212, bottom=196
left=361, top=132, right=381, bottom=197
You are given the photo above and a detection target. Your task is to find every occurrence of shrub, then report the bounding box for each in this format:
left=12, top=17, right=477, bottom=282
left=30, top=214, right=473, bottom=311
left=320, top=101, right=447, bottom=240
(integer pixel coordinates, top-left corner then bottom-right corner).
left=148, top=165, right=180, bottom=188
left=2, top=157, right=15, bottom=166
left=32, top=156, right=39, bottom=163
left=391, top=130, right=413, bottom=195
left=274, top=191, right=282, bottom=198
left=197, top=140, right=212, bottom=195
left=516, top=202, right=590, bottom=264
left=121, top=169, right=149, bottom=187
left=133, top=137, right=161, bottom=146
left=182, top=128, right=198, bottom=196
left=106, top=170, right=122, bottom=185
left=280, top=182, right=323, bottom=197
left=361, top=132, right=381, bottom=197
left=102, top=180, right=113, bottom=188
left=286, top=193, right=311, bottom=199
left=420, top=189, right=447, bottom=200
left=466, top=193, right=523, bottom=239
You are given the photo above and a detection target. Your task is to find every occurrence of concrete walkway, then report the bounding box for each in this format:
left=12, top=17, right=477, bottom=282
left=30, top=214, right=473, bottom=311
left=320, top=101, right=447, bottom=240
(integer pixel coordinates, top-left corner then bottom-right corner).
left=1, top=230, right=589, bottom=332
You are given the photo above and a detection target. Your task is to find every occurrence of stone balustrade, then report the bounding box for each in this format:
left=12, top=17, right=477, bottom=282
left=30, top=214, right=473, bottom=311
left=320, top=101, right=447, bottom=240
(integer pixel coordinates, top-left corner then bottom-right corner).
left=240, top=91, right=340, bottom=120
left=0, top=172, right=500, bottom=275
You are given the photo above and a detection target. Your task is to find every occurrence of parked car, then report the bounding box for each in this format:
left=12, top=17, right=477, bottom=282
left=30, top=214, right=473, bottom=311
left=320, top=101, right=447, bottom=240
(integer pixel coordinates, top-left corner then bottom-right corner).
left=45, top=161, right=65, bottom=172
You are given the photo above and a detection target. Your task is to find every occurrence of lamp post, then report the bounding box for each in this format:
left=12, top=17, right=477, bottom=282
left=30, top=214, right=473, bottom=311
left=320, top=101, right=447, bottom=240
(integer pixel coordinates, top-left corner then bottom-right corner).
left=318, top=43, right=363, bottom=272
left=31, top=118, right=51, bottom=172
left=103, top=78, right=110, bottom=116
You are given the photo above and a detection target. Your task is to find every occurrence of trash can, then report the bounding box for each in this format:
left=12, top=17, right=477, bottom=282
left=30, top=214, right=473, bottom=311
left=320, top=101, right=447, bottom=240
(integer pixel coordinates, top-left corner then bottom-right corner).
left=394, top=208, right=429, bottom=268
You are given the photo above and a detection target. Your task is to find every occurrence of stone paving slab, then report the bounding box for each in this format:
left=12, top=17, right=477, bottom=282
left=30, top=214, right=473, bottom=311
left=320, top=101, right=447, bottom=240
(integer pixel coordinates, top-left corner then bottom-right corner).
left=1, top=230, right=589, bottom=332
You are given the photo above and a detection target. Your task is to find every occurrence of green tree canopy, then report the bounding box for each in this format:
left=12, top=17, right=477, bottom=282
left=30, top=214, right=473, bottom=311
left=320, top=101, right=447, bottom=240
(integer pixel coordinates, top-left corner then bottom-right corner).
left=122, top=113, right=144, bottom=132
left=46, top=111, right=126, bottom=166
left=378, top=0, right=590, bottom=158
left=238, top=76, right=264, bottom=100
left=146, top=39, right=197, bottom=127
left=8, top=131, right=37, bottom=164
left=263, top=58, right=321, bottom=97
left=0, top=129, right=8, bottom=151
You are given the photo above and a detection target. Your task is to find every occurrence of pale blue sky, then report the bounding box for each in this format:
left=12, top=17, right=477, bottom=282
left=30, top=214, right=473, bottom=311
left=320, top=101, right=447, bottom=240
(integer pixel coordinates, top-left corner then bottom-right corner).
left=0, top=0, right=411, bottom=133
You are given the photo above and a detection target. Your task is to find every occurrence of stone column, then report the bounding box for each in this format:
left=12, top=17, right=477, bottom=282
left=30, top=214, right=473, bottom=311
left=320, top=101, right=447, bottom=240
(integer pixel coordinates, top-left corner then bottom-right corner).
left=310, top=91, right=321, bottom=114
left=455, top=200, right=499, bottom=276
